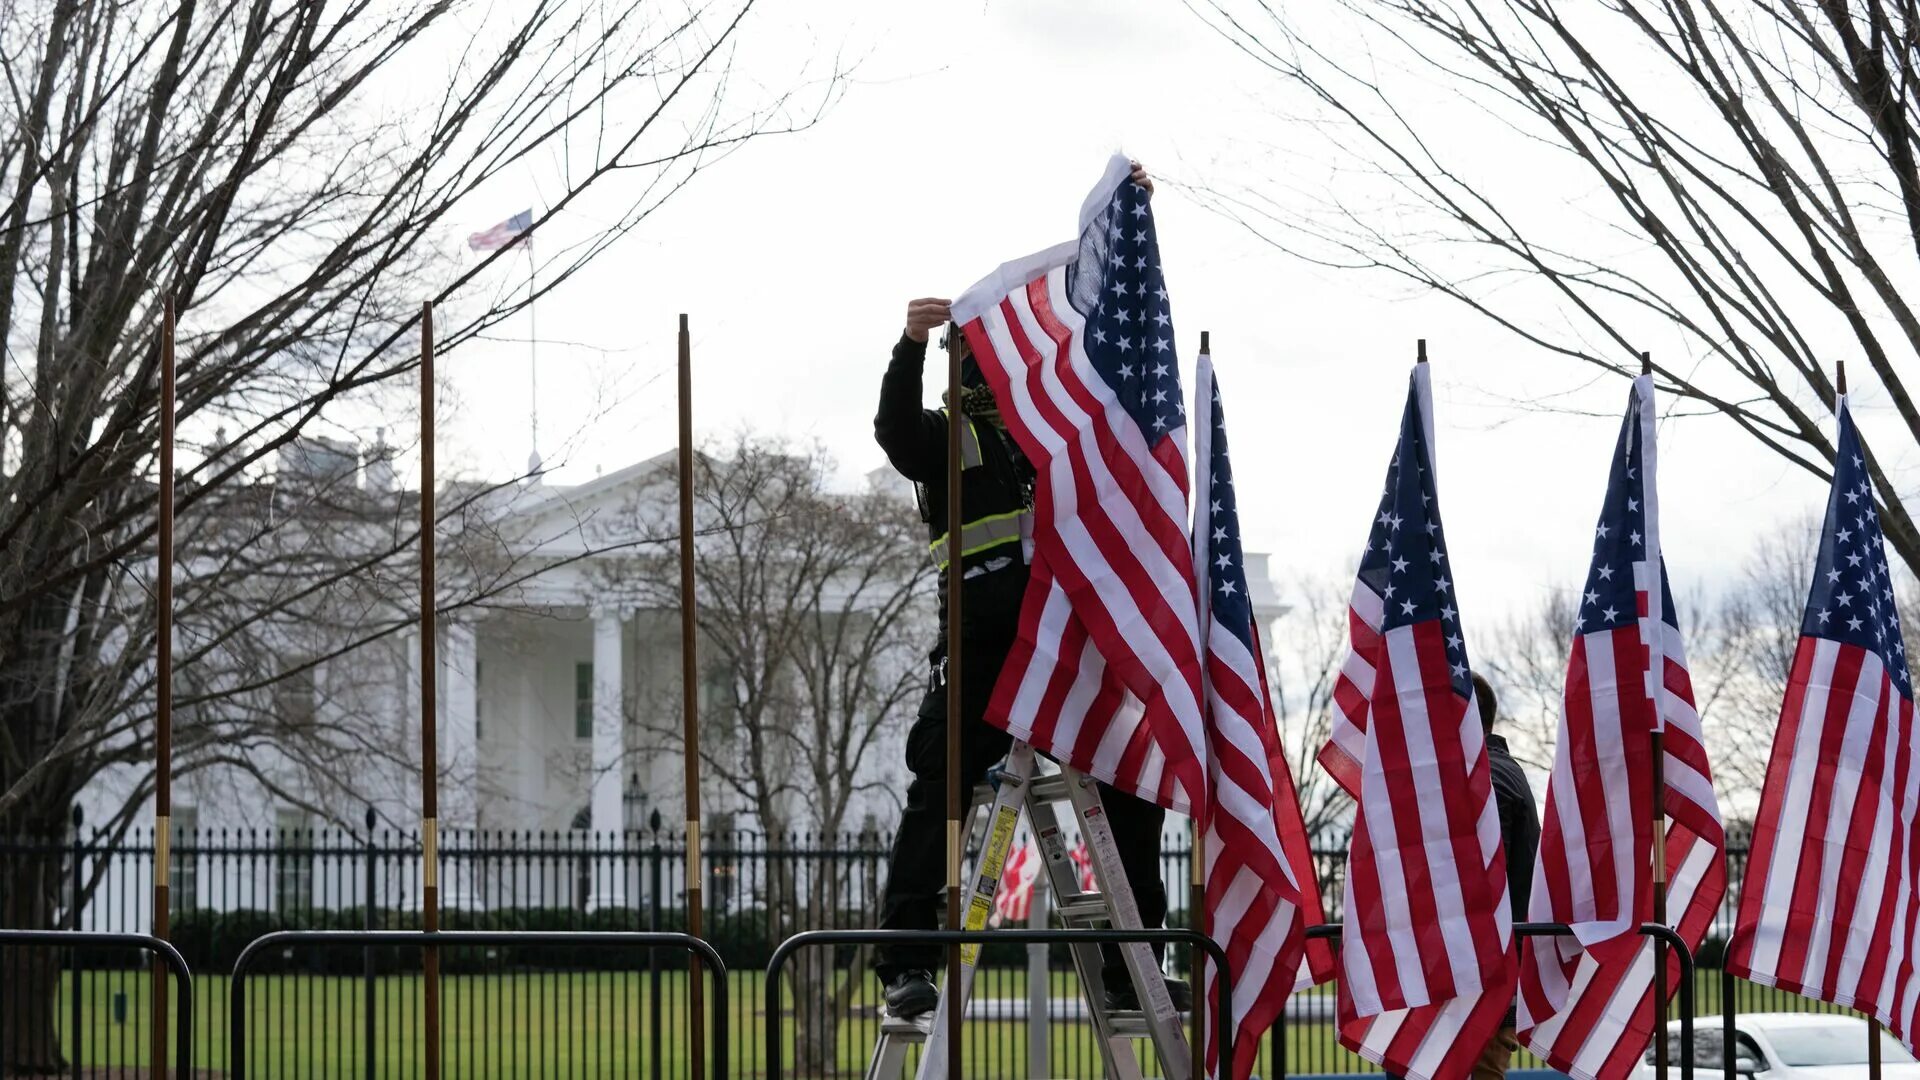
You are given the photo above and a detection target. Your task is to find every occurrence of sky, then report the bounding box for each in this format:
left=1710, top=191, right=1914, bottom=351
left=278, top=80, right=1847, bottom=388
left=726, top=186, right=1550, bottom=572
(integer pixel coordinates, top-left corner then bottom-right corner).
left=431, top=0, right=1833, bottom=628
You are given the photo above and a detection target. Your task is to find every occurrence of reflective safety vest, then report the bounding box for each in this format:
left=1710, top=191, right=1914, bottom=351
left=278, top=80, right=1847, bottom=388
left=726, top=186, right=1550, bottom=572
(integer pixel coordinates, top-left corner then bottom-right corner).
left=923, top=410, right=1033, bottom=577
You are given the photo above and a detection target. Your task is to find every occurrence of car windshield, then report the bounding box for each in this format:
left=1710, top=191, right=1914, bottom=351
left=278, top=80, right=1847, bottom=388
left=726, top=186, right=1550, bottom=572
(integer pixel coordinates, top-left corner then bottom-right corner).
left=1651, top=1031, right=1758, bottom=1068
left=1765, top=1021, right=1918, bottom=1066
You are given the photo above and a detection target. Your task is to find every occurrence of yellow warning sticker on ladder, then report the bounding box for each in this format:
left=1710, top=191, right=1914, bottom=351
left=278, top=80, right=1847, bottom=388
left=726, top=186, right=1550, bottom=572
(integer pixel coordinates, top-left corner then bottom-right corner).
left=961, top=805, right=1020, bottom=966
left=961, top=894, right=994, bottom=966
left=982, top=805, right=1018, bottom=878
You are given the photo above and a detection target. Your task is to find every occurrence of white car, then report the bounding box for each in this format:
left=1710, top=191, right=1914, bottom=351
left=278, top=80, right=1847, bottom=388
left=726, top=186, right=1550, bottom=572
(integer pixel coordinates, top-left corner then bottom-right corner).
left=1635, top=1013, right=1919, bottom=1079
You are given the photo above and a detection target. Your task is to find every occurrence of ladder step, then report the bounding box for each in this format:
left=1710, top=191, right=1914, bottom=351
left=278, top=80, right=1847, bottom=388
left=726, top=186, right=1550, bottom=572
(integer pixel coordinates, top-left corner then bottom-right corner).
left=1108, top=1011, right=1155, bottom=1039
left=880, top=1013, right=934, bottom=1037
left=1057, top=898, right=1111, bottom=923
left=1028, top=773, right=1073, bottom=802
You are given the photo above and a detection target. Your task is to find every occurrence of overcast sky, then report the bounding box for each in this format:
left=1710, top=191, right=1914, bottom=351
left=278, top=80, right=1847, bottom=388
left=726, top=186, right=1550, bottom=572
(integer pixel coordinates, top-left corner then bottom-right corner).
left=431, top=0, right=1834, bottom=627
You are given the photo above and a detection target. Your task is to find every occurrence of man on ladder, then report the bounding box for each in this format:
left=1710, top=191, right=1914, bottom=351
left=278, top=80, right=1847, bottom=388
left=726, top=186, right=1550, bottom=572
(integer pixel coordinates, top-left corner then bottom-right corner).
left=869, top=161, right=1189, bottom=1023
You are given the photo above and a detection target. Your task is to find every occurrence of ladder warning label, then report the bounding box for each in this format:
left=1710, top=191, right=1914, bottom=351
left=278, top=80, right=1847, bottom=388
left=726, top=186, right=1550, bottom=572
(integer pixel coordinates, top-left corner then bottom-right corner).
left=961, top=894, right=993, bottom=966
left=982, top=806, right=1018, bottom=877
left=962, top=805, right=1019, bottom=967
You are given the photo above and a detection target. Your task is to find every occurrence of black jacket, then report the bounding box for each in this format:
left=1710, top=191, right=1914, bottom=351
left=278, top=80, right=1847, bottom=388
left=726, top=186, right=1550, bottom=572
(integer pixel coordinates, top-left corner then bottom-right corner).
left=1486, top=733, right=1540, bottom=922
left=1486, top=732, right=1538, bottom=1028
left=874, top=333, right=1032, bottom=647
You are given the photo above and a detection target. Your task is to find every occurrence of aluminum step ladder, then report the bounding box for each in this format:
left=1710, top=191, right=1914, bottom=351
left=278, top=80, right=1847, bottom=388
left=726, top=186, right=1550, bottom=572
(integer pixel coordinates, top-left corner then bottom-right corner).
left=866, top=742, right=1191, bottom=1080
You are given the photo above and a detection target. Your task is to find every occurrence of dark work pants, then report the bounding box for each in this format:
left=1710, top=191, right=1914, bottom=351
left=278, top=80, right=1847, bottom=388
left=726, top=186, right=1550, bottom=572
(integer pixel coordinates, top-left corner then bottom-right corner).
left=874, top=640, right=1170, bottom=983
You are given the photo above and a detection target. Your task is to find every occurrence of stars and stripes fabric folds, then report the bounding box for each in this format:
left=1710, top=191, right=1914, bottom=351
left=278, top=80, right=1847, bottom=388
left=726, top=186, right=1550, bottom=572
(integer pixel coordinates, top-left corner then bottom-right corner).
left=953, top=154, right=1208, bottom=816
left=1192, top=349, right=1334, bottom=1079
left=1326, top=365, right=1516, bottom=1080
left=1729, top=395, right=1920, bottom=1051
left=1517, top=376, right=1727, bottom=1080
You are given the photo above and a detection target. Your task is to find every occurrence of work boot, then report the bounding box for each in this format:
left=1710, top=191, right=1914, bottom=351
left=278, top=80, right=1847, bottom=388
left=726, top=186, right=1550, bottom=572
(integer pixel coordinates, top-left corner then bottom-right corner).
left=1102, top=972, right=1194, bottom=1013
left=884, top=969, right=939, bottom=1019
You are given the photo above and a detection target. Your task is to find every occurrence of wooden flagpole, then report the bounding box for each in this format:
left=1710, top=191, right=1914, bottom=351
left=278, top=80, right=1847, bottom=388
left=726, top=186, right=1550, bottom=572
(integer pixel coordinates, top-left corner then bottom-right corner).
left=420, top=302, right=441, bottom=1080
left=945, top=323, right=965, bottom=1078
left=1837, top=360, right=1884, bottom=1080
left=1192, top=330, right=1212, bottom=1080
left=1645, top=352, right=1670, bottom=1080
left=152, top=297, right=175, bottom=1080
left=678, top=314, right=707, bottom=1079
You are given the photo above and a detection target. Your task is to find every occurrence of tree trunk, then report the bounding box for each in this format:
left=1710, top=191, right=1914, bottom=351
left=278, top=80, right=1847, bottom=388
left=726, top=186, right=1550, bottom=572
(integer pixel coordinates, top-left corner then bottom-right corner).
left=0, top=842, right=68, bottom=1073
left=789, top=949, right=841, bottom=1075
left=791, top=847, right=862, bottom=1076
left=0, top=586, right=86, bottom=1073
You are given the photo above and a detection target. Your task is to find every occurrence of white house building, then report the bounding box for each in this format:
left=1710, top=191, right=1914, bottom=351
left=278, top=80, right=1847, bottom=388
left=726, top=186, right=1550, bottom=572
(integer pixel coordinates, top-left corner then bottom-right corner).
left=79, top=435, right=1286, bottom=922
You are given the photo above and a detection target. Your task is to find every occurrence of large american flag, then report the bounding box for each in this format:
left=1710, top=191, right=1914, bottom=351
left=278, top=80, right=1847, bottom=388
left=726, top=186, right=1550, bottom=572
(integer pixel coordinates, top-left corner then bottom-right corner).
left=1192, top=350, right=1334, bottom=1080
left=956, top=154, right=1208, bottom=815
left=1517, top=376, right=1726, bottom=1080
left=1329, top=364, right=1515, bottom=1080
left=1728, top=396, right=1920, bottom=1048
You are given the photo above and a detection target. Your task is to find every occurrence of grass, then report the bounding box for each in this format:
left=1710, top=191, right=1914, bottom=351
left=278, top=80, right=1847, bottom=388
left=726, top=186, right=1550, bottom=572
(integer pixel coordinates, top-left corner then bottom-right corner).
left=47, top=967, right=1864, bottom=1077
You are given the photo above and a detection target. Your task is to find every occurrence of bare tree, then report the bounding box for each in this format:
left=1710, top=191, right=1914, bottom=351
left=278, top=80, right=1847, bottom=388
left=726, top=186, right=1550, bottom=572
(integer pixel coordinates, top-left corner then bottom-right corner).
left=1479, top=589, right=1578, bottom=774
left=613, top=434, right=933, bottom=1075
left=0, top=0, right=838, bottom=1066
left=1188, top=0, right=1920, bottom=573
left=1266, top=571, right=1361, bottom=843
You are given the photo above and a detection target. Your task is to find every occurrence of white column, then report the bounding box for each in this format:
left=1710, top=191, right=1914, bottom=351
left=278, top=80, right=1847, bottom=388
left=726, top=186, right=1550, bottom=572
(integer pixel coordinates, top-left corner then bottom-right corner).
left=589, top=606, right=627, bottom=909
left=442, top=621, right=479, bottom=909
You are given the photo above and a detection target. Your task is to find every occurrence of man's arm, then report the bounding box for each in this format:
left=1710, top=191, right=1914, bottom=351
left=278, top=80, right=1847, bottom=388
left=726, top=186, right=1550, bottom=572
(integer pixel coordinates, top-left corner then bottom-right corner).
left=875, top=297, right=956, bottom=484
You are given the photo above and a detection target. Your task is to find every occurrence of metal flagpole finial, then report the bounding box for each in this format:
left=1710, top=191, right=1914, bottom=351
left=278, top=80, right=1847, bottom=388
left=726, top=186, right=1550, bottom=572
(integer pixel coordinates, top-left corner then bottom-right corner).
left=1417, top=338, right=1428, bottom=364
left=1641, top=351, right=1652, bottom=376
left=1838, top=360, right=1849, bottom=396
left=1199, top=330, right=1210, bottom=354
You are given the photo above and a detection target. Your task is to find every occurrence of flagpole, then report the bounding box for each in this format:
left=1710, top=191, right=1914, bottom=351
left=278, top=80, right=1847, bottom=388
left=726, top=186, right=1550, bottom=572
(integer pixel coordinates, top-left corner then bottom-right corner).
left=677, top=314, right=707, bottom=1079
left=1838, top=359, right=1883, bottom=1080
left=420, top=301, right=441, bottom=1080
left=1644, top=352, right=1670, bottom=1080
left=527, top=244, right=539, bottom=474
left=1192, top=330, right=1212, bottom=1080
left=944, top=322, right=965, bottom=1079
left=152, top=296, right=175, bottom=1080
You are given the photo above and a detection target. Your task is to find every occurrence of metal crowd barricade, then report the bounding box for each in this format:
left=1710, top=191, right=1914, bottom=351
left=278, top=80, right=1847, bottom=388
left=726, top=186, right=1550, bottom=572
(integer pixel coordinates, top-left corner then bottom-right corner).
left=0, top=928, right=195, bottom=1077
left=227, top=929, right=728, bottom=1080
left=1282, top=921, right=1696, bottom=1080
left=764, top=926, right=1234, bottom=1080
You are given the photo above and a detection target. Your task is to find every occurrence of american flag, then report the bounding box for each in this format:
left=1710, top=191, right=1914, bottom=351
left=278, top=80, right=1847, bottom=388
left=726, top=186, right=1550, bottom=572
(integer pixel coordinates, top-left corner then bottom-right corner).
left=956, top=154, right=1207, bottom=814
left=1329, top=364, right=1515, bottom=1080
left=1068, top=839, right=1098, bottom=893
left=991, top=839, right=1041, bottom=925
left=1192, top=350, right=1334, bottom=1080
left=1728, top=395, right=1920, bottom=1048
left=467, top=209, right=532, bottom=252
left=1517, top=376, right=1726, bottom=1080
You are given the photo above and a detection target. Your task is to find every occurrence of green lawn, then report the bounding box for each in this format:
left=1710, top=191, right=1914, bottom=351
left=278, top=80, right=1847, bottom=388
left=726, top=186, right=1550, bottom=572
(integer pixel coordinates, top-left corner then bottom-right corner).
left=49, top=968, right=1862, bottom=1077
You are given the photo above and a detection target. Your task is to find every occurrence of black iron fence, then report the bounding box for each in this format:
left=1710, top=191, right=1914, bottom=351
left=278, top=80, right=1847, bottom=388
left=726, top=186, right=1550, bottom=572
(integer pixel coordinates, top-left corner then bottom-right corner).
left=0, top=821, right=1863, bottom=1077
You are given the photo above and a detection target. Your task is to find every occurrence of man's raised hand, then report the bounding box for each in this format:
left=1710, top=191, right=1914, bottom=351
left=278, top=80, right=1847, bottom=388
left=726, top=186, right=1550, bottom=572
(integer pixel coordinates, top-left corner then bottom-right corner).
left=905, top=298, right=953, bottom=344
left=1129, top=160, right=1155, bottom=196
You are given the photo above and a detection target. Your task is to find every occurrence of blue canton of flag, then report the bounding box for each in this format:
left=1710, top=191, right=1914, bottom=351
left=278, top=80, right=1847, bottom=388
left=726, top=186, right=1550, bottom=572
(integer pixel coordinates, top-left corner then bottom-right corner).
left=1575, top=386, right=1681, bottom=638
left=1357, top=373, right=1471, bottom=693
left=1067, top=178, right=1182, bottom=443
left=1804, top=405, right=1911, bottom=693
left=1203, top=376, right=1252, bottom=645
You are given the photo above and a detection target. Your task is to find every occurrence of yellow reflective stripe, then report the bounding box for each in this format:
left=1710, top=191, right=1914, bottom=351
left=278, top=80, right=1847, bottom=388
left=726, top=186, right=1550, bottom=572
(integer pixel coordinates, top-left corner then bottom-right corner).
left=930, top=510, right=1029, bottom=569
left=939, top=409, right=984, bottom=469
